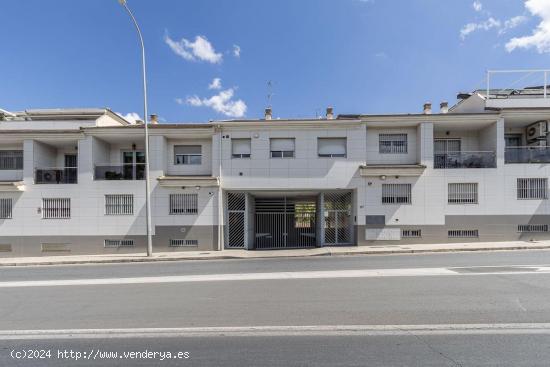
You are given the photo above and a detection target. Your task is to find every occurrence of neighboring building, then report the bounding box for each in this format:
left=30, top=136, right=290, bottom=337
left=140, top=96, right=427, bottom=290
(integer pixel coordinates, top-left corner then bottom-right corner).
left=2, top=77, right=550, bottom=256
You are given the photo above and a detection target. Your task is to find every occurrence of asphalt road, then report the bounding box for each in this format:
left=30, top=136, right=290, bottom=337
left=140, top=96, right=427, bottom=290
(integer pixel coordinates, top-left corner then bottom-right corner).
left=1, top=250, right=550, bottom=366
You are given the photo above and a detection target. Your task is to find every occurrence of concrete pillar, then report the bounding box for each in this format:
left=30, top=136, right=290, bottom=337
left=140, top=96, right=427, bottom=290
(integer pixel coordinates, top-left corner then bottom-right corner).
left=418, top=122, right=434, bottom=168
left=495, top=117, right=505, bottom=168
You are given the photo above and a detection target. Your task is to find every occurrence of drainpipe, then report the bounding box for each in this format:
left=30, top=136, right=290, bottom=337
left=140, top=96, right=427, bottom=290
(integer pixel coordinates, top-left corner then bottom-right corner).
left=217, top=125, right=223, bottom=251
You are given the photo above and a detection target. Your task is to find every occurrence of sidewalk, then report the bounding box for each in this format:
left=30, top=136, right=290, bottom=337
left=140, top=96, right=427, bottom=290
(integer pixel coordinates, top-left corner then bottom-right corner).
left=1, top=240, right=550, bottom=266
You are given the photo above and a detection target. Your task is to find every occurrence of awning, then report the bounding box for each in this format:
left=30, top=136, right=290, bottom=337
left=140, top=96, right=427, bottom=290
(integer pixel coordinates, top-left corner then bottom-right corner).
left=0, top=181, right=25, bottom=191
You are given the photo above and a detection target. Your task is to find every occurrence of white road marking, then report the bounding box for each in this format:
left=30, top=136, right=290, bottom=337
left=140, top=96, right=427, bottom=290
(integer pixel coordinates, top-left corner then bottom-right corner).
left=0, top=266, right=549, bottom=288
left=1, top=324, right=550, bottom=339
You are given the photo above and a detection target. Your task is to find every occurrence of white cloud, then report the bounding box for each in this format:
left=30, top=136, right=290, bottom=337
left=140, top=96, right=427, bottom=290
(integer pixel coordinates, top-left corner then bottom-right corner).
left=473, top=1, right=483, bottom=12
left=499, top=15, right=529, bottom=35
left=181, top=88, right=247, bottom=118
left=233, top=44, right=241, bottom=58
left=117, top=112, right=141, bottom=124
left=460, top=17, right=501, bottom=39
left=208, top=78, right=222, bottom=90
left=506, top=0, right=550, bottom=53
left=164, top=34, right=223, bottom=64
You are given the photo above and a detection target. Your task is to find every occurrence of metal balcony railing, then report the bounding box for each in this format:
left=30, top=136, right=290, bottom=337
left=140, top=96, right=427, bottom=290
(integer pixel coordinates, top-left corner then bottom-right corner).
left=505, top=146, right=550, bottom=164
left=94, top=164, right=146, bottom=180
left=35, top=167, right=78, bottom=184
left=434, top=152, right=496, bottom=169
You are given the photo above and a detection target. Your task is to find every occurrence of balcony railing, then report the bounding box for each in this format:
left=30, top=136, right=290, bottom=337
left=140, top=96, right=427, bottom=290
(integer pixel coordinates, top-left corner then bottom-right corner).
left=94, top=164, right=145, bottom=180
left=505, top=146, right=550, bottom=164
left=434, top=152, right=496, bottom=169
left=35, top=167, right=77, bottom=184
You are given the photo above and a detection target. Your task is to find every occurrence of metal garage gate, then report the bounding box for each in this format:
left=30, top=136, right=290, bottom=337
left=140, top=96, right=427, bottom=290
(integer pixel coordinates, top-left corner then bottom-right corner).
left=323, top=191, right=353, bottom=245
left=255, top=197, right=317, bottom=249
left=226, top=193, right=246, bottom=248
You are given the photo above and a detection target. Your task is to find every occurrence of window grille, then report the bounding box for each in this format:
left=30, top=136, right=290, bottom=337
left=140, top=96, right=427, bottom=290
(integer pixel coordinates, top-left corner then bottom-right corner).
left=0, top=198, right=12, bottom=219
left=518, top=224, right=549, bottom=233
left=379, top=134, right=408, bottom=154
left=174, top=145, right=202, bottom=165
left=318, top=138, right=347, bottom=157
left=270, top=138, right=295, bottom=158
left=169, top=239, right=199, bottom=247
left=402, top=229, right=422, bottom=238
left=0, top=150, right=23, bottom=170
left=232, top=139, right=251, bottom=158
left=105, top=194, right=133, bottom=215
left=42, top=198, right=70, bottom=219
left=517, top=178, right=548, bottom=199
left=104, top=239, right=135, bottom=248
left=448, top=183, right=478, bottom=204
left=170, top=194, right=198, bottom=214
left=382, top=184, right=412, bottom=204
left=448, top=229, right=479, bottom=238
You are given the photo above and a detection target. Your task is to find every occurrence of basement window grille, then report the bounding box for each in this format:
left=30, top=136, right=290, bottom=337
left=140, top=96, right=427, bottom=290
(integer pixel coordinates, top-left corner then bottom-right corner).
left=170, top=194, right=198, bottom=214
left=448, top=229, right=479, bottom=238
left=0, top=150, right=23, bottom=170
left=518, top=224, right=549, bottom=233
left=105, top=194, right=134, bottom=215
left=448, top=183, right=478, bottom=204
left=382, top=184, right=412, bottom=204
left=104, top=239, right=135, bottom=248
left=517, top=178, right=548, bottom=200
left=169, top=239, right=199, bottom=247
left=0, top=198, right=12, bottom=219
left=42, top=198, right=70, bottom=219
left=379, top=134, right=408, bottom=154
left=402, top=229, right=422, bottom=238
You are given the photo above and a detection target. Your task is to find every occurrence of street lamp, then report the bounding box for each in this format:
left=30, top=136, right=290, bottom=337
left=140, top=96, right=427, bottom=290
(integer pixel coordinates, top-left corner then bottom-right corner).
left=118, top=0, right=153, bottom=257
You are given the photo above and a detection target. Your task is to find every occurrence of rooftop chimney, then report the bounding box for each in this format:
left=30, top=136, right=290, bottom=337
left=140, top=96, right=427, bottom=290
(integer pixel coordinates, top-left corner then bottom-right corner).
left=423, top=102, right=432, bottom=115
left=326, top=106, right=334, bottom=120
left=264, top=107, right=272, bottom=120
left=150, top=114, right=159, bottom=124
left=440, top=101, right=449, bottom=114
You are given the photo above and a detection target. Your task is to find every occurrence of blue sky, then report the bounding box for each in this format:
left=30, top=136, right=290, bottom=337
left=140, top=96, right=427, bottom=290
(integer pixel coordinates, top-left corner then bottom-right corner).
left=1, top=0, right=549, bottom=122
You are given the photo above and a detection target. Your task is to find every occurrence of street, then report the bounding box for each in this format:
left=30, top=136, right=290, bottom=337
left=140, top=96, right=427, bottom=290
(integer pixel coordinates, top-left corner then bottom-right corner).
left=1, top=250, right=550, bottom=366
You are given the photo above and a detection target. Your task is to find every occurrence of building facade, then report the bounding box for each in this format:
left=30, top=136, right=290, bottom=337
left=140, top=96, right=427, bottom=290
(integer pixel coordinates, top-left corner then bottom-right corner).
left=2, top=85, right=550, bottom=256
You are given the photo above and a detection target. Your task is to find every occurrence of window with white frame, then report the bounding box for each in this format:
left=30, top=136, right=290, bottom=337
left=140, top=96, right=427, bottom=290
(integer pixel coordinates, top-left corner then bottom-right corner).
left=42, top=198, right=70, bottom=219
left=518, top=224, right=549, bottom=233
left=105, top=194, right=134, bottom=215
left=379, top=134, right=407, bottom=154
left=448, top=229, right=479, bottom=238
left=0, top=150, right=23, bottom=170
left=232, top=138, right=251, bottom=158
left=174, top=145, right=202, bottom=165
left=448, top=183, right=478, bottom=204
left=382, top=184, right=412, bottom=204
left=318, top=138, right=347, bottom=158
left=517, top=178, right=548, bottom=199
left=270, top=138, right=295, bottom=158
left=170, top=194, right=198, bottom=214
left=0, top=198, right=12, bottom=219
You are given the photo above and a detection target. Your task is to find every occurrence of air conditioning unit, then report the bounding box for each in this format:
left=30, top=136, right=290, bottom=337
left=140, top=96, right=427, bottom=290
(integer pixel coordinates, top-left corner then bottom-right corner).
left=526, top=121, right=548, bottom=143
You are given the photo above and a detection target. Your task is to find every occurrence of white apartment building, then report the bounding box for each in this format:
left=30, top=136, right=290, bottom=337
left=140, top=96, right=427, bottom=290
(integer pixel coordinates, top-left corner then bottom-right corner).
left=2, top=78, right=550, bottom=256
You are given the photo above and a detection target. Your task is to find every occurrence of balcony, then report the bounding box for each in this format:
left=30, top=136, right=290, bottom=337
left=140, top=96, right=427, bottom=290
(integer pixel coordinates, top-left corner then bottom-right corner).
left=505, top=146, right=550, bottom=164
left=94, top=164, right=145, bottom=180
left=35, top=167, right=77, bottom=184
left=434, top=152, right=496, bottom=169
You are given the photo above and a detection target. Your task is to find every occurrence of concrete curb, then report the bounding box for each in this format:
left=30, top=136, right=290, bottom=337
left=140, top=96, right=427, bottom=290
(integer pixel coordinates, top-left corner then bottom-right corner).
left=1, top=244, right=550, bottom=267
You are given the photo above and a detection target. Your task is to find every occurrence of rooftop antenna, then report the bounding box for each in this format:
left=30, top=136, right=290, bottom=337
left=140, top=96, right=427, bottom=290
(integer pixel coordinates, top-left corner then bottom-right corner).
left=267, top=80, right=274, bottom=108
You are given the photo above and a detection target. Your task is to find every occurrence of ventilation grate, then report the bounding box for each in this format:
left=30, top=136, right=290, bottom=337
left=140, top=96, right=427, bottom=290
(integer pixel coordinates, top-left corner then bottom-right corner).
left=41, top=243, right=70, bottom=252
left=169, top=239, right=199, bottom=247
left=402, top=229, right=422, bottom=238
left=448, top=230, right=479, bottom=238
left=104, top=239, right=135, bottom=248
left=518, top=224, right=549, bottom=233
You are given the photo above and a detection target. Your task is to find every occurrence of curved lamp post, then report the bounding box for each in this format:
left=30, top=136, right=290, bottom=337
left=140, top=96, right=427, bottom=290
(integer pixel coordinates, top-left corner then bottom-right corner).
left=117, top=0, right=153, bottom=256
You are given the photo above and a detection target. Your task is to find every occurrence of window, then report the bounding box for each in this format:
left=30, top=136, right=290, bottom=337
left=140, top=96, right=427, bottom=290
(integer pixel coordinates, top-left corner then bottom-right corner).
left=518, top=224, right=549, bottom=233
left=402, top=229, right=422, bottom=238
left=0, top=150, right=23, bottom=170
left=448, top=229, right=479, bottom=238
left=270, top=138, right=295, bottom=158
left=382, top=184, right=412, bottom=204
left=170, top=194, right=198, bottom=214
left=42, top=198, right=70, bottom=219
left=379, top=134, right=407, bottom=154
left=0, top=198, right=12, bottom=219
left=232, top=138, right=251, bottom=158
left=105, top=194, right=133, bottom=215
left=517, top=178, right=548, bottom=199
left=174, top=145, right=202, bottom=165
left=169, top=239, right=199, bottom=247
left=318, top=138, right=347, bottom=157
left=104, top=239, right=135, bottom=248
left=448, top=183, right=478, bottom=204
